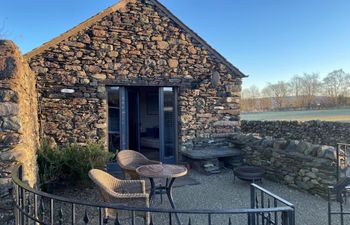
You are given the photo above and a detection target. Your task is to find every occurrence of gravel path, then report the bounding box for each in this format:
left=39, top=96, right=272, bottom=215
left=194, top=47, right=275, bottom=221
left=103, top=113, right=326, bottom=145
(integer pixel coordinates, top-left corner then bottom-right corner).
left=52, top=169, right=349, bottom=225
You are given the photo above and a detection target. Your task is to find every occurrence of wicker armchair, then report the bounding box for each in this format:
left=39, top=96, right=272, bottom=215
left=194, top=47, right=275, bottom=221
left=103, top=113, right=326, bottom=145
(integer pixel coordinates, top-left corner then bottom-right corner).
left=88, top=169, right=150, bottom=224
left=117, top=150, right=161, bottom=180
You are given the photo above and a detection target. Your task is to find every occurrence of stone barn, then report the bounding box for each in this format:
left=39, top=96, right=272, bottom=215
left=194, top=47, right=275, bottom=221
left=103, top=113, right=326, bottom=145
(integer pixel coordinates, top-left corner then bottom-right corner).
left=25, top=0, right=246, bottom=164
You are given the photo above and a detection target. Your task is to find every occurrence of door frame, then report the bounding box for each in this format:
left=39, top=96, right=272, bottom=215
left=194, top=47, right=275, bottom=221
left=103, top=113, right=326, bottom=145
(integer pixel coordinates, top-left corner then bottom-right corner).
left=159, top=87, right=178, bottom=164
left=119, top=86, right=129, bottom=150
left=109, top=85, right=179, bottom=163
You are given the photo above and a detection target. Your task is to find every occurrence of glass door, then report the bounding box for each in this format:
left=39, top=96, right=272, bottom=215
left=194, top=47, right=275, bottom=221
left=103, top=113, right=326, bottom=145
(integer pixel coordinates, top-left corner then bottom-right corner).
left=159, top=87, right=177, bottom=163
left=107, top=86, right=127, bottom=174
left=107, top=87, right=120, bottom=153
left=107, top=86, right=129, bottom=151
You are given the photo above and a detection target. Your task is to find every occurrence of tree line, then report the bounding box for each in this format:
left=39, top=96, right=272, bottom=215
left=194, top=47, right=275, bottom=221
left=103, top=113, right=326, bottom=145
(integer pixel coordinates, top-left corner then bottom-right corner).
left=242, top=69, right=350, bottom=112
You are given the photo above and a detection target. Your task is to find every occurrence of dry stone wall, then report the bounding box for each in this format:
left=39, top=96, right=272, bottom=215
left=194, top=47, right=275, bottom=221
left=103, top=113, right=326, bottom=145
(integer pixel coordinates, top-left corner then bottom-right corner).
left=27, top=0, right=242, bottom=151
left=231, top=134, right=337, bottom=197
left=0, top=40, right=39, bottom=225
left=241, top=120, right=350, bottom=147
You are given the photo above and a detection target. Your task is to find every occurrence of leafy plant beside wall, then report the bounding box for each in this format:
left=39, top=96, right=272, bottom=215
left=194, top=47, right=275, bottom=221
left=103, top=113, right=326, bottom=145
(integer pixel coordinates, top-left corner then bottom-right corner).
left=37, top=139, right=113, bottom=190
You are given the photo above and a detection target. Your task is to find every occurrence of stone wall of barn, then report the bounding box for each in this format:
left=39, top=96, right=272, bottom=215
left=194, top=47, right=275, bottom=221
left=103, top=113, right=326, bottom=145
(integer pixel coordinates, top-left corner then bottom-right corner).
left=27, top=0, right=242, bottom=152
left=241, top=120, right=350, bottom=147
left=0, top=40, right=39, bottom=225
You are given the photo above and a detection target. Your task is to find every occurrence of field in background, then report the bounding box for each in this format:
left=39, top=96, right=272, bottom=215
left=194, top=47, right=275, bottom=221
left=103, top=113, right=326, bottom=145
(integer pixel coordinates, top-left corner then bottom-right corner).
left=241, top=108, right=350, bottom=122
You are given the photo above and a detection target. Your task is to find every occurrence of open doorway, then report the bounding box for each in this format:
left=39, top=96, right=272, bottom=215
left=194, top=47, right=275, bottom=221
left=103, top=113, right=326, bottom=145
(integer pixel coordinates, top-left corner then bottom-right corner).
left=107, top=86, right=177, bottom=163
left=128, top=87, right=160, bottom=160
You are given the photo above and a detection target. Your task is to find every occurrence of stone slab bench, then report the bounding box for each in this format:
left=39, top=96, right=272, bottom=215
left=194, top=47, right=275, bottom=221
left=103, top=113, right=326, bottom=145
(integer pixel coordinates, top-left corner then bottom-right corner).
left=181, top=148, right=243, bottom=174
left=181, top=147, right=243, bottom=159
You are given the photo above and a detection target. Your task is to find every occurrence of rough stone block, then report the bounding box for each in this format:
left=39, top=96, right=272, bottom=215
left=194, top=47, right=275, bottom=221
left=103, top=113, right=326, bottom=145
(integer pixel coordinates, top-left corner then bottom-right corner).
left=225, top=84, right=240, bottom=92
left=211, top=71, right=221, bottom=87
left=317, top=145, right=335, bottom=159
left=187, top=46, right=197, bottom=54
left=306, top=172, right=317, bottom=179
left=168, top=59, right=178, bottom=68
left=121, top=38, right=132, bottom=44
left=225, top=97, right=239, bottom=103
left=151, top=35, right=163, bottom=41
left=95, top=123, right=106, bottom=129
left=296, top=141, right=312, bottom=154
left=1, top=116, right=21, bottom=132
left=107, top=51, right=119, bottom=57
left=85, top=65, right=102, bottom=74
left=0, top=133, right=20, bottom=148
left=284, top=175, right=294, bottom=184
left=181, top=115, right=193, bottom=124
left=0, top=90, right=17, bottom=102
left=0, top=57, right=16, bottom=80
left=157, top=41, right=169, bottom=50
left=92, top=74, right=107, bottom=80
left=0, top=103, right=18, bottom=117
left=273, top=138, right=287, bottom=150
left=285, top=140, right=299, bottom=151
left=0, top=178, right=11, bottom=186
left=323, top=147, right=336, bottom=160
left=0, top=150, right=22, bottom=161
left=296, top=179, right=314, bottom=190
left=92, top=29, right=107, bottom=37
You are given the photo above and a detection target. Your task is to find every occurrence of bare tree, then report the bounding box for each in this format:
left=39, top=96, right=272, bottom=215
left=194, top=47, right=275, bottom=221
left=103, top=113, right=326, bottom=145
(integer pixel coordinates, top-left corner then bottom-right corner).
left=242, top=85, right=260, bottom=99
left=300, top=73, right=321, bottom=108
left=242, top=85, right=261, bottom=111
left=260, top=86, right=273, bottom=110
left=345, top=73, right=350, bottom=97
left=266, top=81, right=290, bottom=109
left=288, top=75, right=303, bottom=108
left=322, top=69, right=350, bottom=105
left=261, top=86, right=272, bottom=98
left=242, top=70, right=350, bottom=112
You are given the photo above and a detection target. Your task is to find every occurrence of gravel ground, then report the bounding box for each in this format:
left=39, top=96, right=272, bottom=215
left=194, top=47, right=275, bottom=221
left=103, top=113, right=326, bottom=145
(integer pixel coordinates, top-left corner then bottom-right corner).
left=50, top=169, right=349, bottom=225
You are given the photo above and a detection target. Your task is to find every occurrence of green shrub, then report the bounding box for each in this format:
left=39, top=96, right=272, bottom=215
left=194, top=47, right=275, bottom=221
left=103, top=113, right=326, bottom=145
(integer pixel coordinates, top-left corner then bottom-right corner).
left=37, top=139, right=113, bottom=186
left=37, top=139, right=63, bottom=185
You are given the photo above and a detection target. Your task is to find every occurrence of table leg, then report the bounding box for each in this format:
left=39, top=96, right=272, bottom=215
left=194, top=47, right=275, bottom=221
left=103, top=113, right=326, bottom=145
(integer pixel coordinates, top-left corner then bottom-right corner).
left=149, top=178, right=156, bottom=202
left=162, top=179, right=169, bottom=204
left=166, top=178, right=176, bottom=209
left=166, top=178, right=181, bottom=225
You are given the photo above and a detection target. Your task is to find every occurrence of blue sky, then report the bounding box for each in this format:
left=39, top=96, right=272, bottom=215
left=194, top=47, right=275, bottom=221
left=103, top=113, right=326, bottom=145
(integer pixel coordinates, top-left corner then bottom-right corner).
left=1, top=0, right=350, bottom=89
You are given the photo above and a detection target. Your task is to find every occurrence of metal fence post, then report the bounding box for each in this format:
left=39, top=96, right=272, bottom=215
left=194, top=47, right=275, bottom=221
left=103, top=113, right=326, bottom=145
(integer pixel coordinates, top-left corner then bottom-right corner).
left=289, top=210, right=295, bottom=225
left=20, top=188, right=25, bottom=225
left=289, top=204, right=295, bottom=225
left=328, top=187, right=332, bottom=225
left=281, top=210, right=295, bottom=225
left=15, top=184, right=19, bottom=225
left=281, top=211, right=288, bottom=225
left=249, top=184, right=256, bottom=225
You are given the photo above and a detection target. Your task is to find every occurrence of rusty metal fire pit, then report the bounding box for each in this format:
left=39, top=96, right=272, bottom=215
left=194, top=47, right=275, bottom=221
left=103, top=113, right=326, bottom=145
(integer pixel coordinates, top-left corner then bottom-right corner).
left=233, top=166, right=265, bottom=183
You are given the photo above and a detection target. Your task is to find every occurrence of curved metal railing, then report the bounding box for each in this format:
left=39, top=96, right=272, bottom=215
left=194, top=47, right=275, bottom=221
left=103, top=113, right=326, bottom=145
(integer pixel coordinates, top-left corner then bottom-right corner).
left=12, top=164, right=295, bottom=225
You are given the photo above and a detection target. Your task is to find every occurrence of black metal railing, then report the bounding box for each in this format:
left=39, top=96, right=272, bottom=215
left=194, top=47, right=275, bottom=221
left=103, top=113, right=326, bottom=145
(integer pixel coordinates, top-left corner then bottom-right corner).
left=328, top=143, right=350, bottom=225
left=250, top=184, right=295, bottom=225
left=336, top=143, right=350, bottom=181
left=12, top=164, right=295, bottom=225
left=328, top=185, right=350, bottom=225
